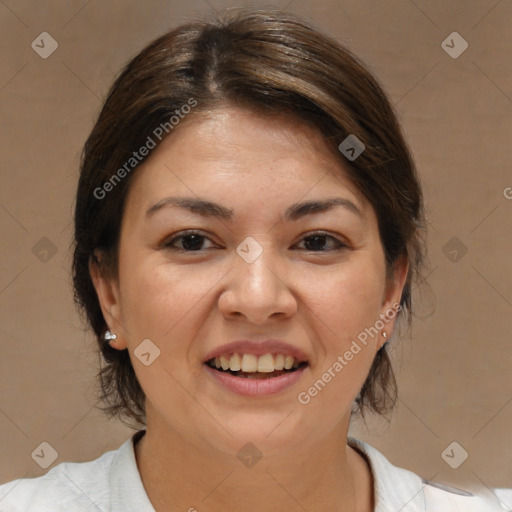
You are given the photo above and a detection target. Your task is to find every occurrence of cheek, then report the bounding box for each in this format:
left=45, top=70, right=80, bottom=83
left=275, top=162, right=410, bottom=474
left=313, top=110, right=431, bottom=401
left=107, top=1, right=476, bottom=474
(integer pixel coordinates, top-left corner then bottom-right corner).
left=298, top=271, right=384, bottom=416
left=307, top=261, right=385, bottom=338
left=118, top=254, right=221, bottom=338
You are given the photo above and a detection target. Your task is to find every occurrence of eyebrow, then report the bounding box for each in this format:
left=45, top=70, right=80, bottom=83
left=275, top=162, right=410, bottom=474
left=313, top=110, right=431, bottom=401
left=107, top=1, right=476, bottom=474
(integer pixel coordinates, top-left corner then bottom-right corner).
left=145, top=196, right=363, bottom=221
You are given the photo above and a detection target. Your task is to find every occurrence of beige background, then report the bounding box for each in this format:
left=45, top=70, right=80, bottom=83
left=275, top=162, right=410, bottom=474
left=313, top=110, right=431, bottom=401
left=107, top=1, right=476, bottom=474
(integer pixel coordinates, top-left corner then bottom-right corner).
left=1, top=0, right=511, bottom=497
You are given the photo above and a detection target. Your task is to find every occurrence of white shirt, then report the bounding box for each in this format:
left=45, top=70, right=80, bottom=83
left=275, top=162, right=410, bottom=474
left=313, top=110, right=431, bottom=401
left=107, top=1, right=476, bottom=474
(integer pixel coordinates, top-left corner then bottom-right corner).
left=0, top=430, right=510, bottom=511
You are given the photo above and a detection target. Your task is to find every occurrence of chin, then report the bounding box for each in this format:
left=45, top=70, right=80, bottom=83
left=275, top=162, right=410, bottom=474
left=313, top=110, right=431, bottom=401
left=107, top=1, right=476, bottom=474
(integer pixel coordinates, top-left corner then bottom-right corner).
left=197, top=409, right=316, bottom=459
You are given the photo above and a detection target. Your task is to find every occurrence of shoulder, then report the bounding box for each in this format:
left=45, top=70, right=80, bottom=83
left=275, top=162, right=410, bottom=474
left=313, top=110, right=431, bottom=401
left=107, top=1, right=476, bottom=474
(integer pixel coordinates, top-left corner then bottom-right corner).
left=422, top=480, right=511, bottom=511
left=0, top=444, right=120, bottom=512
left=347, top=437, right=511, bottom=511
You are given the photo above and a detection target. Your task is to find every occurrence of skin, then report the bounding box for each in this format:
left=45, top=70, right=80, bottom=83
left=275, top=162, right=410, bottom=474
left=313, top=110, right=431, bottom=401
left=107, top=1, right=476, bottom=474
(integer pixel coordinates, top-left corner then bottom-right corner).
left=90, top=106, right=408, bottom=512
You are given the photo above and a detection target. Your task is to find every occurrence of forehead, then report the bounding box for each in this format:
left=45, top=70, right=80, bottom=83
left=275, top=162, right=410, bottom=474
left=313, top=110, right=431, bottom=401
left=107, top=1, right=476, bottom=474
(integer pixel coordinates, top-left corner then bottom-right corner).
left=125, top=107, right=369, bottom=216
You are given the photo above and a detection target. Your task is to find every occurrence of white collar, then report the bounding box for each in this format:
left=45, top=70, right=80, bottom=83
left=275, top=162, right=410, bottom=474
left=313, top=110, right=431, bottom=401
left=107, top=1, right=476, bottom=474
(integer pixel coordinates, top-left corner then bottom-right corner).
left=347, top=436, right=425, bottom=511
left=114, top=431, right=425, bottom=511
left=111, top=430, right=507, bottom=512
left=109, top=430, right=155, bottom=511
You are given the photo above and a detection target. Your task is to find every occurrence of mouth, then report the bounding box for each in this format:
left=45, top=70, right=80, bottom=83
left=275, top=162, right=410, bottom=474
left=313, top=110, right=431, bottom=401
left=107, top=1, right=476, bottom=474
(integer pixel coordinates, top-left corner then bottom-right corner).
left=205, top=353, right=308, bottom=379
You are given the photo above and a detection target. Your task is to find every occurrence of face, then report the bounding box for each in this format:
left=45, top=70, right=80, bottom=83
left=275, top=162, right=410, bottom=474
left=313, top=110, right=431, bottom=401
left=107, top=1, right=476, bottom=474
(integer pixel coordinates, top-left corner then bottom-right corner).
left=91, top=107, right=407, bottom=458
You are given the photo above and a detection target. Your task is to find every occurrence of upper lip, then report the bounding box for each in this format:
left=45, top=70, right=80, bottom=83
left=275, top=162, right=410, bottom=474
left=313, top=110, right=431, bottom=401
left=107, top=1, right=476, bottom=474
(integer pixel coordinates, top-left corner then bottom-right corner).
left=203, top=340, right=309, bottom=363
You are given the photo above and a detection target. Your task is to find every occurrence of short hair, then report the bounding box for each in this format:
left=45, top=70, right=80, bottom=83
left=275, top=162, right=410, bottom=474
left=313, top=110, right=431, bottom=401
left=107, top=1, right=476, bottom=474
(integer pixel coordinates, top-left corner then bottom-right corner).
left=72, top=8, right=427, bottom=427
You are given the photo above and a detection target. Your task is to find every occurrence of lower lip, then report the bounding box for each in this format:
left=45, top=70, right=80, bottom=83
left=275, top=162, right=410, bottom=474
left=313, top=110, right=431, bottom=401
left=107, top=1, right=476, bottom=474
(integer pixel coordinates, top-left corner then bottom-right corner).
left=204, top=364, right=307, bottom=396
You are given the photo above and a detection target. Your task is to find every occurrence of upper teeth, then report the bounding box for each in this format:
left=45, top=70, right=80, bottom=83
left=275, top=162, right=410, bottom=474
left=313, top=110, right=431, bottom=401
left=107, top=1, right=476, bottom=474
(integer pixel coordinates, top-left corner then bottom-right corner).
left=210, top=353, right=301, bottom=372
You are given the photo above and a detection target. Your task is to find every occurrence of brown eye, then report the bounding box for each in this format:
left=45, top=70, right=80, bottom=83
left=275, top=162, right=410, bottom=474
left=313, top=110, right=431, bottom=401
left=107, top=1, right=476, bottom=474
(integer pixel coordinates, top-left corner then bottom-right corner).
left=164, top=231, right=216, bottom=252
left=295, top=232, right=346, bottom=252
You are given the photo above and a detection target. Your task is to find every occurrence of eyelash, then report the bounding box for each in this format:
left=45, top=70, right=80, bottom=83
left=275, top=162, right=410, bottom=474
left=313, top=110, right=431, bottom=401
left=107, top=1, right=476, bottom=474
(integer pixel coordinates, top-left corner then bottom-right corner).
left=162, top=229, right=348, bottom=253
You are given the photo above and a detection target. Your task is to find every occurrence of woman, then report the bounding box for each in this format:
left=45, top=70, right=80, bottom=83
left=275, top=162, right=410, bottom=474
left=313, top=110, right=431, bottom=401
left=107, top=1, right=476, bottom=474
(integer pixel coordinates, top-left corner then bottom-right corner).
left=0, top=8, right=510, bottom=512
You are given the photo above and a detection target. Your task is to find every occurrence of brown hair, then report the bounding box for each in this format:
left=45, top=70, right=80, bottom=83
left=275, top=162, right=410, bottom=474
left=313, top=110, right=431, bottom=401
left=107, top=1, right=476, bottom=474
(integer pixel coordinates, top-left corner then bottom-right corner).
left=73, top=8, right=426, bottom=427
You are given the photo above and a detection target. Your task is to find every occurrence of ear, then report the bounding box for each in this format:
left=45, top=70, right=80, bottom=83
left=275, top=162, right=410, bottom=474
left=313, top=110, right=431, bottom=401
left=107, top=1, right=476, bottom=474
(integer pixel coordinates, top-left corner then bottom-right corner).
left=89, top=250, right=127, bottom=350
left=377, top=255, right=409, bottom=349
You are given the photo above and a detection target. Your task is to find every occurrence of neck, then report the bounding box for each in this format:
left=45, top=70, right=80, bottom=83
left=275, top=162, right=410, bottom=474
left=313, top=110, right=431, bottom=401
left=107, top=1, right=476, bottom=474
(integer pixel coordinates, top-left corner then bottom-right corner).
left=134, top=413, right=374, bottom=512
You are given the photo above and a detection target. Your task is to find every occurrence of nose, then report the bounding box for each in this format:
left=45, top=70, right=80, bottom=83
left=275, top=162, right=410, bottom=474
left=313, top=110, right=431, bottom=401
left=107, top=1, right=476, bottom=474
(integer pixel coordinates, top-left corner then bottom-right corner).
left=218, top=246, right=298, bottom=325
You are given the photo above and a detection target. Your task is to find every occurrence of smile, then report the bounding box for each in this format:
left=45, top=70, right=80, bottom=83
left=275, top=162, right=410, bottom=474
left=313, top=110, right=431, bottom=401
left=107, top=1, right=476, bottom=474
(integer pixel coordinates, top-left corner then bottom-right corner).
left=204, top=352, right=308, bottom=395
left=206, top=352, right=307, bottom=378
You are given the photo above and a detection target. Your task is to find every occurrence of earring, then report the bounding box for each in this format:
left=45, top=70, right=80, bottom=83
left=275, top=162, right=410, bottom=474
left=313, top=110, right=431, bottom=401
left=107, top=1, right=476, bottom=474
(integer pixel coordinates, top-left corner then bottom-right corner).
left=382, top=331, right=387, bottom=339
left=104, top=330, right=117, bottom=341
